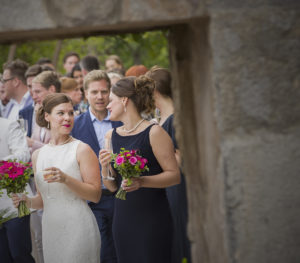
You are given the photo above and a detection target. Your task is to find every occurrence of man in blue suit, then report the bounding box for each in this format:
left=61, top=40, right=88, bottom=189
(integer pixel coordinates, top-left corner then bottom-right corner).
left=72, top=70, right=121, bottom=263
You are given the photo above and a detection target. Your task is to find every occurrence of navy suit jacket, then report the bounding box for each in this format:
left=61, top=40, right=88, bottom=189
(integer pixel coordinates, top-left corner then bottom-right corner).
left=71, top=110, right=122, bottom=157
left=19, top=105, right=34, bottom=137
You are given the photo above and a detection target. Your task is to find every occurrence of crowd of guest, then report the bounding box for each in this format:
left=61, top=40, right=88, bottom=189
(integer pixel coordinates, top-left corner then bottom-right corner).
left=0, top=52, right=191, bottom=263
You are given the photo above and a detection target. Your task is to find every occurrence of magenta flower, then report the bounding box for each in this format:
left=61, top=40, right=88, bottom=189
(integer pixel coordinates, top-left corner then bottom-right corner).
left=130, top=150, right=136, bottom=155
left=139, top=162, right=145, bottom=169
left=129, top=157, right=137, bottom=165
left=116, top=156, right=125, bottom=165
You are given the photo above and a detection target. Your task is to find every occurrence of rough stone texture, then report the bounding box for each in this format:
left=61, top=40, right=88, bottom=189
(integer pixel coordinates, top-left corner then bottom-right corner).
left=0, top=0, right=206, bottom=43
left=211, top=6, right=300, bottom=263
left=170, top=20, right=228, bottom=263
left=1, top=1, right=300, bottom=263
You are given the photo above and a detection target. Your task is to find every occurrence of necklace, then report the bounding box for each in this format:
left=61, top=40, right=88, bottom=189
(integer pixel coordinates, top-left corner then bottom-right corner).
left=49, top=136, right=73, bottom=146
left=122, top=119, right=145, bottom=133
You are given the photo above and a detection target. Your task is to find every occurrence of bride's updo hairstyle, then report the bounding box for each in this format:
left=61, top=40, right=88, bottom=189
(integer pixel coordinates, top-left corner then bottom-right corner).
left=36, top=93, right=73, bottom=129
left=112, top=75, right=155, bottom=114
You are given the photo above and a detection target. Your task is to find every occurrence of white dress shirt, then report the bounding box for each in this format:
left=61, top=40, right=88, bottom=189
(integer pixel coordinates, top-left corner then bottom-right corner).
left=7, top=91, right=33, bottom=120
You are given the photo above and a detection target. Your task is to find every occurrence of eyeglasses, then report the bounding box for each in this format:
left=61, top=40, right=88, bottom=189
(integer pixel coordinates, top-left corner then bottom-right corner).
left=1, top=77, right=14, bottom=84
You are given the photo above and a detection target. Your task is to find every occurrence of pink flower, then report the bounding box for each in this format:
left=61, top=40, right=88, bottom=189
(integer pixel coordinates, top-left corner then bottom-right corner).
left=116, top=156, right=125, bottom=165
left=129, top=157, right=137, bottom=165
left=139, top=158, right=148, bottom=169
left=125, top=153, right=131, bottom=159
left=139, top=162, right=145, bottom=169
left=130, top=150, right=137, bottom=155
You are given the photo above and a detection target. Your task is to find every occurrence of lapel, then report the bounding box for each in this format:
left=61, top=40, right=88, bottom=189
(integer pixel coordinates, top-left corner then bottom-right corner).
left=84, top=112, right=100, bottom=151
left=27, top=106, right=34, bottom=137
left=112, top=121, right=122, bottom=129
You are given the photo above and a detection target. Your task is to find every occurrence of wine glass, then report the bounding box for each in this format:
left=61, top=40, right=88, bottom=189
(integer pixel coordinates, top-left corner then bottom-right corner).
left=17, top=117, right=28, bottom=136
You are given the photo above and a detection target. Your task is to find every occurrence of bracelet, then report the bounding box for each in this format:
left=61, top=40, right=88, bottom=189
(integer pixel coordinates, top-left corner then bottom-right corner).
left=102, top=170, right=115, bottom=181
left=103, top=176, right=115, bottom=181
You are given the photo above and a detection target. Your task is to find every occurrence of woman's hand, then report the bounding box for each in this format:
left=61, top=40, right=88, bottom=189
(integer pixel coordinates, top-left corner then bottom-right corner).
left=11, top=193, right=27, bottom=208
left=121, top=177, right=143, bottom=192
left=43, top=167, right=67, bottom=184
left=99, top=149, right=112, bottom=168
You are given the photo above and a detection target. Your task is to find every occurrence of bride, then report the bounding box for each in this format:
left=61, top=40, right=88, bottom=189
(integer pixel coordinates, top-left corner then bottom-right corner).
left=12, top=93, right=101, bottom=263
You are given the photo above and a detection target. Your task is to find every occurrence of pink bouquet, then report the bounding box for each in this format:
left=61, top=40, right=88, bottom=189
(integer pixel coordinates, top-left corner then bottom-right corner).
left=112, top=148, right=149, bottom=200
left=0, top=160, right=33, bottom=217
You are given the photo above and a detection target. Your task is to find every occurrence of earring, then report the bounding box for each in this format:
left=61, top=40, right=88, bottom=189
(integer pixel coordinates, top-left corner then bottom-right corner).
left=124, top=106, right=127, bottom=113
left=47, top=122, right=50, bottom=129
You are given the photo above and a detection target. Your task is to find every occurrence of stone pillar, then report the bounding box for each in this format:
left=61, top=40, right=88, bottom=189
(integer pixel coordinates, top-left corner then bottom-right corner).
left=209, top=6, right=300, bottom=263
left=169, top=19, right=229, bottom=263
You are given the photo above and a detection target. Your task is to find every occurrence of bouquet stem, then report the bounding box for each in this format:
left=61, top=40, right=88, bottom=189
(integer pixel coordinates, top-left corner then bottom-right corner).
left=116, top=187, right=127, bottom=200
left=18, top=201, right=30, bottom=218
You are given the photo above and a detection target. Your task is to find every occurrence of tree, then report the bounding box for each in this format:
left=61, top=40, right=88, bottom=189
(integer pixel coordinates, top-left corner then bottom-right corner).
left=0, top=30, right=169, bottom=74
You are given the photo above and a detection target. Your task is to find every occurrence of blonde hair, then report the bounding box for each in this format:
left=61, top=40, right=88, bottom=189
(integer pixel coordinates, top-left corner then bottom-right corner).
left=83, top=70, right=111, bottom=90
left=32, top=71, right=61, bottom=92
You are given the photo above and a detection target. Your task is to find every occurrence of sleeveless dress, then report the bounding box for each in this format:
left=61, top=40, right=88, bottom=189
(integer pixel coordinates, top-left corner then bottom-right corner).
left=162, top=114, right=191, bottom=263
left=111, top=124, right=173, bottom=263
left=35, top=140, right=100, bottom=263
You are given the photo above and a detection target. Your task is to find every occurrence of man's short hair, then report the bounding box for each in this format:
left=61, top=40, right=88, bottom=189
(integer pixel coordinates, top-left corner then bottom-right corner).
left=63, top=52, right=80, bottom=63
left=3, top=59, right=29, bottom=84
left=83, top=70, right=110, bottom=91
left=32, top=71, right=61, bottom=92
left=25, top=65, right=44, bottom=79
left=80, top=55, right=100, bottom=72
left=36, top=57, right=53, bottom=65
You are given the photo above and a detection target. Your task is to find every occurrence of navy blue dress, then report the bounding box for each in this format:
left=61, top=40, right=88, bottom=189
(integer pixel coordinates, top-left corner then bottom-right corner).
left=111, top=124, right=173, bottom=263
left=162, top=114, right=191, bottom=263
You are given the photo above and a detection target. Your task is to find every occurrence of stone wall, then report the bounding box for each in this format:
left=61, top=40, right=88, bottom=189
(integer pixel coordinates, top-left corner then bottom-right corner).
left=1, top=1, right=300, bottom=262
left=210, top=6, right=300, bottom=263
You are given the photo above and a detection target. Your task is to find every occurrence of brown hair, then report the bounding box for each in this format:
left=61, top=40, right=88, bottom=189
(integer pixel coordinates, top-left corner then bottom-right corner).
left=32, top=71, right=61, bottom=92
left=83, top=70, right=111, bottom=90
left=60, top=77, right=78, bottom=93
left=25, top=64, right=43, bottom=79
left=3, top=59, right=29, bottom=84
left=145, top=66, right=172, bottom=99
left=112, top=76, right=155, bottom=114
left=63, top=52, right=80, bottom=63
left=36, top=93, right=73, bottom=128
left=125, top=65, right=148, bottom=77
left=106, top=55, right=123, bottom=67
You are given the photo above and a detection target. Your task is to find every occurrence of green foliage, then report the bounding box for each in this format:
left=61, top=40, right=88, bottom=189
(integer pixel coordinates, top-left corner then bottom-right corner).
left=0, top=30, right=169, bottom=74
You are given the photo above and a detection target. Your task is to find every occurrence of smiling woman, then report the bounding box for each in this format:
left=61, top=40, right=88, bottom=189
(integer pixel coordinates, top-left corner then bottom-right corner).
left=12, top=93, right=102, bottom=262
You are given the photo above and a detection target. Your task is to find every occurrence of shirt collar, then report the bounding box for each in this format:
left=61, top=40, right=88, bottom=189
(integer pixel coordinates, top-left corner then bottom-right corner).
left=89, top=107, right=110, bottom=122
left=10, top=91, right=31, bottom=106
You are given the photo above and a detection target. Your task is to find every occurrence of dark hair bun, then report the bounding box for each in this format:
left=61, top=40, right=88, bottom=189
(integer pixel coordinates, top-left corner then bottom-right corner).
left=36, top=105, right=48, bottom=128
left=134, top=75, right=155, bottom=114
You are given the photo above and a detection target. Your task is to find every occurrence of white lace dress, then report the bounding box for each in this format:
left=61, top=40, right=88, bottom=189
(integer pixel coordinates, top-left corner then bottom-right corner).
left=35, top=140, right=100, bottom=263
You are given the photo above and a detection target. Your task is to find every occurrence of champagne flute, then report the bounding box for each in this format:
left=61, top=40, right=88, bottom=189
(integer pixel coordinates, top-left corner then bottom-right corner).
left=43, top=167, right=55, bottom=199
left=104, top=137, right=115, bottom=181
left=17, top=117, right=28, bottom=136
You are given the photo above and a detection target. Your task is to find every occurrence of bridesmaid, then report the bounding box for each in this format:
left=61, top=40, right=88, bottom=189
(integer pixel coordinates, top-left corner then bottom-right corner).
left=99, top=75, right=180, bottom=263
left=146, top=66, right=192, bottom=263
